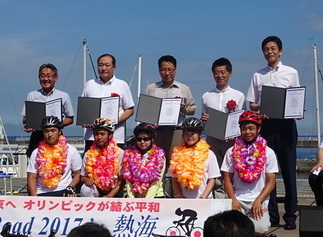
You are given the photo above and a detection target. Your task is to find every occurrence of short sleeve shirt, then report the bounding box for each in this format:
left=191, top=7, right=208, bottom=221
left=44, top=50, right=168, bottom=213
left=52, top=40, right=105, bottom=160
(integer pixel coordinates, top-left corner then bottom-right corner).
left=221, top=145, right=278, bottom=202
left=145, top=80, right=196, bottom=124
left=21, top=88, right=74, bottom=119
left=81, top=76, right=135, bottom=143
left=27, top=144, right=82, bottom=194
left=246, top=61, right=300, bottom=104
left=202, top=86, right=245, bottom=113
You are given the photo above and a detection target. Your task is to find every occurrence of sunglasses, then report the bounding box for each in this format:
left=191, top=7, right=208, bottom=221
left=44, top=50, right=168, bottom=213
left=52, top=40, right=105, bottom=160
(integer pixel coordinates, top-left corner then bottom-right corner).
left=136, top=137, right=152, bottom=142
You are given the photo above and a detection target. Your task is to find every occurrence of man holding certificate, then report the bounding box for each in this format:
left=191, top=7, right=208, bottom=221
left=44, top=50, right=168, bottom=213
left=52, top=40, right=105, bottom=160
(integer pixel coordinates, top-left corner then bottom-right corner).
left=144, top=55, right=196, bottom=162
left=81, top=54, right=135, bottom=152
left=21, top=63, right=75, bottom=158
left=246, top=36, right=300, bottom=230
left=201, top=57, right=245, bottom=168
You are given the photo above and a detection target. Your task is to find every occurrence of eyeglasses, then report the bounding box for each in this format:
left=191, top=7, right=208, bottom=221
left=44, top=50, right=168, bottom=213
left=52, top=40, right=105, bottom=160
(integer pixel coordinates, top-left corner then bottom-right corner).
left=39, top=74, right=56, bottom=79
left=159, top=68, right=175, bottom=73
left=262, top=47, right=279, bottom=53
left=213, top=70, right=228, bottom=76
left=136, top=137, right=152, bottom=142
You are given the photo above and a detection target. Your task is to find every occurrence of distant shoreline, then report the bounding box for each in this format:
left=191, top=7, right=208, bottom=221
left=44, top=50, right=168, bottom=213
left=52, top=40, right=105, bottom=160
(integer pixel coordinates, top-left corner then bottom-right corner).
left=0, top=136, right=318, bottom=173
left=3, top=135, right=321, bottom=148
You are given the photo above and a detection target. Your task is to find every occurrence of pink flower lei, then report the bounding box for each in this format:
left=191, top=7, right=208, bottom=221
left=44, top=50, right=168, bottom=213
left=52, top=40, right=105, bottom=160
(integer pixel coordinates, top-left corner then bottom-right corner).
left=36, top=135, right=68, bottom=189
left=232, top=135, right=267, bottom=183
left=85, top=139, right=119, bottom=191
left=122, top=144, right=165, bottom=194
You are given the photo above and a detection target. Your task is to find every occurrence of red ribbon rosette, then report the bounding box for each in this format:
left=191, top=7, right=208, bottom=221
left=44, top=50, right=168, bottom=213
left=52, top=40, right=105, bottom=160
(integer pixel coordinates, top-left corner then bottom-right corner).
left=111, top=93, right=119, bottom=97
left=226, top=100, right=237, bottom=112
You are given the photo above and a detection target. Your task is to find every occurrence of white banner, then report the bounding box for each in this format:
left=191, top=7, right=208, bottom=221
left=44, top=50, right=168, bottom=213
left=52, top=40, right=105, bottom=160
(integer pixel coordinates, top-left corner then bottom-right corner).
left=0, top=196, right=231, bottom=237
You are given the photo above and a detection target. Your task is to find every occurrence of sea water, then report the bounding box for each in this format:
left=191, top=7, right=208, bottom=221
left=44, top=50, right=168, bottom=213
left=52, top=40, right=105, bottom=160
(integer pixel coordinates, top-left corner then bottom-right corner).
left=297, top=147, right=317, bottom=160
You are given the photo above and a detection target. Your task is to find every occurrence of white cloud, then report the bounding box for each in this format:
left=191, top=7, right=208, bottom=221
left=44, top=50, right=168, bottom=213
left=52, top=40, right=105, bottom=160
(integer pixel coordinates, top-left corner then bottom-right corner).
left=305, top=13, right=323, bottom=32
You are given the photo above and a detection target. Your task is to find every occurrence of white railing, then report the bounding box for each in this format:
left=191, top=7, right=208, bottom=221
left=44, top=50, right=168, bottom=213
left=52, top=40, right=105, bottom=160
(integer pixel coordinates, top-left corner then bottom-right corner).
left=0, top=144, right=85, bottom=178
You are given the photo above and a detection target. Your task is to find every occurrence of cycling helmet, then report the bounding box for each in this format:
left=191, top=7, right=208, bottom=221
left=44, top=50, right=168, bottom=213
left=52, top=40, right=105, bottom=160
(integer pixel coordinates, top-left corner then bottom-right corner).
left=40, top=116, right=63, bottom=129
left=133, top=123, right=156, bottom=138
left=182, top=117, right=204, bottom=131
left=239, top=111, right=262, bottom=125
left=92, top=118, right=115, bottom=132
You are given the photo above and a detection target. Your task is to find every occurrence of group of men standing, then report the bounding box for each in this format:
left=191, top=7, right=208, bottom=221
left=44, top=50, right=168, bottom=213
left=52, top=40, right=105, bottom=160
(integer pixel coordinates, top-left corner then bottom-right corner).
left=22, top=35, right=299, bottom=230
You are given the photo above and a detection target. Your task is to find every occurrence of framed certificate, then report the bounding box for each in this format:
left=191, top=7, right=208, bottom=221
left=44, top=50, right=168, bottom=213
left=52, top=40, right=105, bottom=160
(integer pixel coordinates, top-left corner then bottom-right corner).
left=76, top=96, right=120, bottom=125
left=136, top=94, right=181, bottom=126
left=203, top=108, right=244, bottom=140
left=25, top=98, right=62, bottom=130
left=261, top=85, right=306, bottom=119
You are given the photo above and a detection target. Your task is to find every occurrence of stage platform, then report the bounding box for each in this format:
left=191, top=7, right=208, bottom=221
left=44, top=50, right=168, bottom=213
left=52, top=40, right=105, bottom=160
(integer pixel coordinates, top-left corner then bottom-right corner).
left=0, top=177, right=316, bottom=237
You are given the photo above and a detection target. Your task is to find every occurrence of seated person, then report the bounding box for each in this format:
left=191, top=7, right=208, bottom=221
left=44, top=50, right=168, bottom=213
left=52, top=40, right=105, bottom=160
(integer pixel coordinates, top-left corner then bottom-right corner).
left=122, top=124, right=166, bottom=198
left=169, top=117, right=221, bottom=199
left=309, top=140, right=323, bottom=206
left=67, top=222, right=111, bottom=237
left=80, top=118, right=124, bottom=197
left=204, top=210, right=255, bottom=237
left=221, top=111, right=278, bottom=236
left=27, top=116, right=82, bottom=196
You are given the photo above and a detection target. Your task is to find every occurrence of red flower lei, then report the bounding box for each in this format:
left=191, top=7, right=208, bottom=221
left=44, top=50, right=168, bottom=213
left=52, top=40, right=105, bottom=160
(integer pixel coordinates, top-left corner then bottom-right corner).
left=85, top=139, right=119, bottom=190
left=232, top=135, right=267, bottom=182
left=122, top=144, right=165, bottom=194
left=226, top=99, right=237, bottom=112
left=36, top=135, right=68, bottom=188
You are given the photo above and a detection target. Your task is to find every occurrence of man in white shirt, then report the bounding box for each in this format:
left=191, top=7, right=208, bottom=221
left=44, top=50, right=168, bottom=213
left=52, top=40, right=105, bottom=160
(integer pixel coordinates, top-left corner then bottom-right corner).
left=81, top=54, right=135, bottom=152
left=201, top=57, right=245, bottom=168
left=246, top=36, right=299, bottom=230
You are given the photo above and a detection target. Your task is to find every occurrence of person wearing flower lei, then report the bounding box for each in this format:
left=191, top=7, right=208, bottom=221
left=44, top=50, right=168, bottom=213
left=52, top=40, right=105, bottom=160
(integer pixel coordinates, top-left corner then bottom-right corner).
left=221, top=111, right=278, bottom=236
left=80, top=118, right=124, bottom=197
left=169, top=117, right=221, bottom=199
left=27, top=116, right=82, bottom=196
left=122, top=123, right=166, bottom=198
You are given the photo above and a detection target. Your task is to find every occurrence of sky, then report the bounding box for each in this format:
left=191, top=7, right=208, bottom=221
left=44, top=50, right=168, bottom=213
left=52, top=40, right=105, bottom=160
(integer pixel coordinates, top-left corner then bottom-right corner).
left=0, top=0, right=323, bottom=138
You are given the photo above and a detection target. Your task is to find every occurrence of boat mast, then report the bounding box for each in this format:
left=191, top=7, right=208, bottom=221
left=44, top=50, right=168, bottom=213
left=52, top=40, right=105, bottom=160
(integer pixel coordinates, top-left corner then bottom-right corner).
left=83, top=39, right=87, bottom=86
left=313, top=44, right=321, bottom=147
left=137, top=55, right=142, bottom=98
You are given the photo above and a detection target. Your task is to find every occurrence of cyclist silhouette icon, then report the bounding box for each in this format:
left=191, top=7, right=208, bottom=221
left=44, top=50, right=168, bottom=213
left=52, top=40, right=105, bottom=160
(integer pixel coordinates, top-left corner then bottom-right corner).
left=165, top=208, right=203, bottom=237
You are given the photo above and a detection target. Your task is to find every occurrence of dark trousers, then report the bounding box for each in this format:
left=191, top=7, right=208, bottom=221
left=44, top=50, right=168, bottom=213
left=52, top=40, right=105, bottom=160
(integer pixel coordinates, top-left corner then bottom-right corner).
left=206, top=136, right=235, bottom=169
left=38, top=190, right=65, bottom=196
left=155, top=127, right=183, bottom=168
left=261, top=119, right=298, bottom=224
left=26, top=130, right=43, bottom=157
left=309, top=172, right=323, bottom=206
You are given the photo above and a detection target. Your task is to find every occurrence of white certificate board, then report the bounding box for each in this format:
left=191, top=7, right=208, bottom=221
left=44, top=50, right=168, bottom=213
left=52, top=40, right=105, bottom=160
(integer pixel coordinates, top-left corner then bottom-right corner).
left=25, top=98, right=62, bottom=130
left=76, top=96, right=119, bottom=125
left=203, top=108, right=243, bottom=140
left=136, top=94, right=181, bottom=126
left=260, top=85, right=306, bottom=119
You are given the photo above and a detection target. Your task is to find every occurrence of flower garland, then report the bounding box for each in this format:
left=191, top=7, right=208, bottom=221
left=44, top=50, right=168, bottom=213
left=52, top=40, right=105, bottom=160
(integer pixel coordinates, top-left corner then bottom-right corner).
left=170, top=139, right=209, bottom=189
left=232, top=135, right=267, bottom=183
left=122, top=144, right=165, bottom=194
left=36, top=135, right=68, bottom=188
left=85, top=139, right=119, bottom=190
